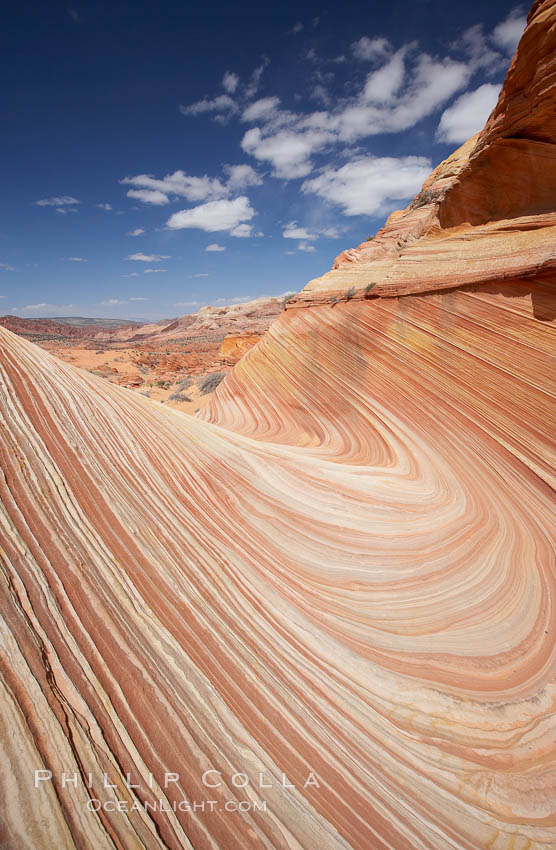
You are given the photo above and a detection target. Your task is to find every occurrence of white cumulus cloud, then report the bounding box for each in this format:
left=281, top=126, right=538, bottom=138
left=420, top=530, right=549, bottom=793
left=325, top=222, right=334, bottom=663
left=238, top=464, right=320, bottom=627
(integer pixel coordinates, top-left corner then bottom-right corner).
left=302, top=155, right=431, bottom=216
left=180, top=94, right=238, bottom=121
left=241, top=127, right=333, bottom=179
left=223, top=164, right=262, bottom=190
left=234, top=47, right=472, bottom=176
left=245, top=58, right=269, bottom=99
left=230, top=223, right=252, bottom=237
left=352, top=36, right=391, bottom=61
left=166, top=197, right=255, bottom=233
left=126, top=189, right=169, bottom=205
left=282, top=222, right=317, bottom=240
left=222, top=71, right=239, bottom=93
left=180, top=7, right=525, bottom=193
left=123, top=171, right=226, bottom=201
left=121, top=168, right=259, bottom=205
left=492, top=9, right=526, bottom=54
left=126, top=253, right=170, bottom=262
left=436, top=83, right=501, bottom=143
left=128, top=227, right=145, bottom=236
left=242, top=97, right=281, bottom=122
left=35, top=195, right=80, bottom=207
left=337, top=54, right=472, bottom=141
left=362, top=48, right=407, bottom=103
left=456, top=25, right=507, bottom=74
left=205, top=244, right=226, bottom=252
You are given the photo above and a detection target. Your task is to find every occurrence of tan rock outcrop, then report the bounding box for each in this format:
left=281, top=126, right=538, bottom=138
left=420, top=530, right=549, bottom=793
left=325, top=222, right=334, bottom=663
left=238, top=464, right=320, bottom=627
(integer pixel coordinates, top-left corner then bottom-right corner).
left=219, top=332, right=264, bottom=365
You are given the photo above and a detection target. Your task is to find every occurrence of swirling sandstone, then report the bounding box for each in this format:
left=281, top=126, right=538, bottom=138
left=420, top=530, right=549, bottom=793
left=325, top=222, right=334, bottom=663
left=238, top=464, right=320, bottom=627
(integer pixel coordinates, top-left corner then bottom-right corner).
left=1, top=2, right=555, bottom=848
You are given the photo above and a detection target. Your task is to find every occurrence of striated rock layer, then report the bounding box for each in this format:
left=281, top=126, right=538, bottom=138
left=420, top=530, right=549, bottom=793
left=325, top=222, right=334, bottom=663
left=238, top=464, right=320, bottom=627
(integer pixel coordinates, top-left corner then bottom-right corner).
left=1, top=2, right=555, bottom=849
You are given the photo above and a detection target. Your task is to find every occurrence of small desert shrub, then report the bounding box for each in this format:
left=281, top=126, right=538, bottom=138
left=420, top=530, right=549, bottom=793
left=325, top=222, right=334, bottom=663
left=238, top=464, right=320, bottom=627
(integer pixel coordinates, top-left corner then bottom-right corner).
left=411, top=187, right=441, bottom=209
left=168, top=391, right=192, bottom=403
left=364, top=282, right=377, bottom=296
left=330, top=295, right=339, bottom=306
left=344, top=286, right=356, bottom=301
left=281, top=291, right=296, bottom=310
left=155, top=379, right=169, bottom=388
left=366, top=234, right=376, bottom=241
left=95, top=350, right=104, bottom=354
left=199, top=372, right=225, bottom=395
left=177, top=376, right=192, bottom=391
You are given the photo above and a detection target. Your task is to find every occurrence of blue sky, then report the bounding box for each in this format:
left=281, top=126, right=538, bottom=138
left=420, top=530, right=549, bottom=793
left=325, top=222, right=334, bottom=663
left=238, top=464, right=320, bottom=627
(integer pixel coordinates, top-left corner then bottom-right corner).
left=0, top=1, right=526, bottom=319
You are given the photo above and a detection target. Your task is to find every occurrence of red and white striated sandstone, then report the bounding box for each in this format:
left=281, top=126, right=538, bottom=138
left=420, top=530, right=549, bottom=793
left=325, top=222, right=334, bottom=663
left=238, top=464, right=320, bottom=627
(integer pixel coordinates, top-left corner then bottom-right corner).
left=0, top=2, right=555, bottom=849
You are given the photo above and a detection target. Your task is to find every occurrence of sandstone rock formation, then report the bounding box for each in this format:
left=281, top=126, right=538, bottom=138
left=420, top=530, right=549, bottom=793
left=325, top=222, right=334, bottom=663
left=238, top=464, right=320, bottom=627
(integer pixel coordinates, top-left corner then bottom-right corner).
left=0, top=2, right=555, bottom=849
left=0, top=314, right=145, bottom=341
left=126, top=296, right=282, bottom=345
left=0, top=297, right=282, bottom=349
left=0, top=297, right=282, bottom=408
left=219, top=332, right=263, bottom=365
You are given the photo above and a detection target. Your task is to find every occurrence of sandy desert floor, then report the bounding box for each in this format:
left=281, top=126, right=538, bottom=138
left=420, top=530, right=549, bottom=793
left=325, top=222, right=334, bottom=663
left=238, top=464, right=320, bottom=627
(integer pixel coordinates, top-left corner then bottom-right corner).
left=43, top=343, right=215, bottom=413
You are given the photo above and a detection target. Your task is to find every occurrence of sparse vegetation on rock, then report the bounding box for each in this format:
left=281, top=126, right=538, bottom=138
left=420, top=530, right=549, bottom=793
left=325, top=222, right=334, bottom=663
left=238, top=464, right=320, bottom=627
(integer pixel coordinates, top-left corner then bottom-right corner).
left=199, top=372, right=225, bottom=395
left=281, top=292, right=296, bottom=310
left=168, top=391, right=192, bottom=403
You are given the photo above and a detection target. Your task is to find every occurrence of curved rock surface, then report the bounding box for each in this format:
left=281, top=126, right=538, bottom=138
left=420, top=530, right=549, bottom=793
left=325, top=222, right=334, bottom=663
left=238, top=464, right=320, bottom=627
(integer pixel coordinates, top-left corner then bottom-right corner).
left=1, top=2, right=555, bottom=848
